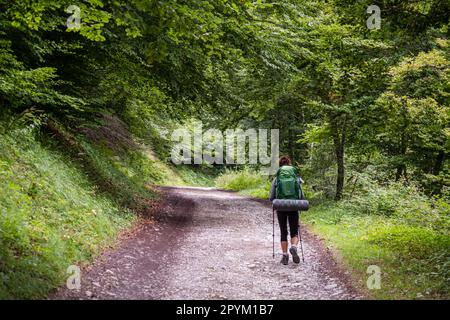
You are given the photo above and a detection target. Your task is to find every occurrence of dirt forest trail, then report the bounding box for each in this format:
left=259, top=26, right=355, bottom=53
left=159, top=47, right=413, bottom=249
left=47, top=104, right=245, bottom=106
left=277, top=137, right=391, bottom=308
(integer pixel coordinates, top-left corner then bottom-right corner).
left=51, top=186, right=364, bottom=300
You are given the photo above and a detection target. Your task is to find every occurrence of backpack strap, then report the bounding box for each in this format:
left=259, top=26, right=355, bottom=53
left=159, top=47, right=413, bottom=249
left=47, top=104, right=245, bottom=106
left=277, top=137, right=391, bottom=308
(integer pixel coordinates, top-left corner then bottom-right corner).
left=275, top=167, right=281, bottom=198
left=275, top=167, right=281, bottom=184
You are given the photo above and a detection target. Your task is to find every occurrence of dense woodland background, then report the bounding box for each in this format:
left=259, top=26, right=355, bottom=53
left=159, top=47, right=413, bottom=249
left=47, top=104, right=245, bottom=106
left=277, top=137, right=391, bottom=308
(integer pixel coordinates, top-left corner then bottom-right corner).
left=0, top=0, right=449, bottom=299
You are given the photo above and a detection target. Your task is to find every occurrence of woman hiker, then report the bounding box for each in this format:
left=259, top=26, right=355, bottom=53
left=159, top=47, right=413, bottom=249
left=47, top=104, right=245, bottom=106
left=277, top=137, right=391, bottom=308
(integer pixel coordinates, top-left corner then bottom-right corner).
left=269, top=156, right=305, bottom=265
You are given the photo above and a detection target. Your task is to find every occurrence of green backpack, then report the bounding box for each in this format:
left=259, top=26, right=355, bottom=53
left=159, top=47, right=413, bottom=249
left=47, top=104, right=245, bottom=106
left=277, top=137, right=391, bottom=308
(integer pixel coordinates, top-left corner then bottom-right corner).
left=276, top=165, right=300, bottom=199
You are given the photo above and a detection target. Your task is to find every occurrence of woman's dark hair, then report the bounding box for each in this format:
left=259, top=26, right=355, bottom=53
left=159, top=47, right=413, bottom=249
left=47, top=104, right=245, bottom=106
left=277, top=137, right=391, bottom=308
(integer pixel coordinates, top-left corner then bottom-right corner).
left=279, top=155, right=292, bottom=166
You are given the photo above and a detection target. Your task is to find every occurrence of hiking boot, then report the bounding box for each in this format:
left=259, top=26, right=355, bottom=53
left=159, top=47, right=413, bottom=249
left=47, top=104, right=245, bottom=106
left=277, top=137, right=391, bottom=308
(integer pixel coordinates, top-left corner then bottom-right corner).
left=289, top=246, right=300, bottom=264
left=280, top=254, right=289, bottom=265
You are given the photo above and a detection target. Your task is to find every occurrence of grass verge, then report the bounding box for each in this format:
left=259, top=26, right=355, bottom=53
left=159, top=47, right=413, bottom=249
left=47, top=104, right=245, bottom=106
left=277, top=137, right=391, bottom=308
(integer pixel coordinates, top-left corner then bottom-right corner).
left=0, top=127, right=135, bottom=299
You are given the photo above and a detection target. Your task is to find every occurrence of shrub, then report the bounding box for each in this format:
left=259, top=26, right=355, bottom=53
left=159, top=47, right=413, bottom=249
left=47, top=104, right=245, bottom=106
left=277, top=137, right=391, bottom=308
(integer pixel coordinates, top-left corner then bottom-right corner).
left=366, top=223, right=450, bottom=295
left=367, top=224, right=450, bottom=259
left=215, top=168, right=267, bottom=191
left=239, top=180, right=272, bottom=199
left=342, top=175, right=450, bottom=234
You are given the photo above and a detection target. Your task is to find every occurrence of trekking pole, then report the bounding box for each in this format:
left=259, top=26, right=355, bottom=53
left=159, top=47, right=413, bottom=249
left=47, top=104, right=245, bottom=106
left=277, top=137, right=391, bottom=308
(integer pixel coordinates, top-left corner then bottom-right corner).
left=272, top=207, right=275, bottom=259
left=298, top=215, right=305, bottom=262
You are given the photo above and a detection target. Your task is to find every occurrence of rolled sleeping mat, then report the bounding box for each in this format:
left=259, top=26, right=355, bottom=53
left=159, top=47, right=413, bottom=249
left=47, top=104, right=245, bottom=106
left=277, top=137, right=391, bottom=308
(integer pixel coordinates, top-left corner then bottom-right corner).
left=272, top=199, right=309, bottom=211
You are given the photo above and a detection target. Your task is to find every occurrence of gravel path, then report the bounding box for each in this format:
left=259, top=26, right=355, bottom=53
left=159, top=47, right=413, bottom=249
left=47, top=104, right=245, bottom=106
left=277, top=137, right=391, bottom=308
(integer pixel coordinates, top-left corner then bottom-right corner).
left=51, top=186, right=363, bottom=300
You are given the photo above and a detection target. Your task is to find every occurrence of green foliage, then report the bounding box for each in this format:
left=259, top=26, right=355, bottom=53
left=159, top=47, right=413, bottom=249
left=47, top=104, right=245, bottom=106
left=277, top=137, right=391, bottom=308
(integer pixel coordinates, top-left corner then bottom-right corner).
left=367, top=224, right=449, bottom=259
left=215, top=168, right=291, bottom=199
left=366, top=223, right=450, bottom=296
left=0, top=0, right=449, bottom=300
left=215, top=168, right=269, bottom=193
left=0, top=127, right=134, bottom=299
left=238, top=182, right=272, bottom=199
left=342, top=172, right=450, bottom=232
left=171, top=166, right=218, bottom=187
left=303, top=201, right=450, bottom=299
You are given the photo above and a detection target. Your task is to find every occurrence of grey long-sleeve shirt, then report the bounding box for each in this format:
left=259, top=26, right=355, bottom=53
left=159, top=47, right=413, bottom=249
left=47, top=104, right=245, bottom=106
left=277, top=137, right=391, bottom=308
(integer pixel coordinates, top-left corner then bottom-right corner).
left=269, top=177, right=305, bottom=201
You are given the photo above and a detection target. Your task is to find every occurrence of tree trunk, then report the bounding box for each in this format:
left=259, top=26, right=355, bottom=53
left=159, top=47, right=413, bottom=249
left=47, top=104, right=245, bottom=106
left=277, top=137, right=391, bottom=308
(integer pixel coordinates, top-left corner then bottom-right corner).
left=395, top=164, right=406, bottom=181
left=395, top=103, right=408, bottom=181
left=288, top=127, right=295, bottom=163
left=330, top=114, right=347, bottom=201
left=432, top=150, right=445, bottom=175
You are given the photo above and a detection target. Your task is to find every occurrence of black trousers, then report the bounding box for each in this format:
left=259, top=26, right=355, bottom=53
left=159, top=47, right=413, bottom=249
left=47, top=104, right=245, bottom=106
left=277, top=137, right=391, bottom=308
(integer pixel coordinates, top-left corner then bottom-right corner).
left=276, top=211, right=299, bottom=242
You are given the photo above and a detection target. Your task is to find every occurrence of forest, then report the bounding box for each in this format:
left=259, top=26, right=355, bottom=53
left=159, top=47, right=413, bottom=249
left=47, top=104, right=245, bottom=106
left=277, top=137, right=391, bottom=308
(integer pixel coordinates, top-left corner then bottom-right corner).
left=0, top=0, right=449, bottom=300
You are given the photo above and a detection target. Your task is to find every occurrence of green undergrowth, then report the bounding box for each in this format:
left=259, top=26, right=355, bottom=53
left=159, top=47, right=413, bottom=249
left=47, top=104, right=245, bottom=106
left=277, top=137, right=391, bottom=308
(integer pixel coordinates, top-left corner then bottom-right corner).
left=303, top=203, right=449, bottom=299
left=215, top=168, right=271, bottom=198
left=171, top=165, right=218, bottom=187
left=0, top=126, right=135, bottom=299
